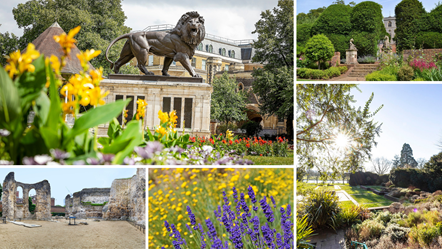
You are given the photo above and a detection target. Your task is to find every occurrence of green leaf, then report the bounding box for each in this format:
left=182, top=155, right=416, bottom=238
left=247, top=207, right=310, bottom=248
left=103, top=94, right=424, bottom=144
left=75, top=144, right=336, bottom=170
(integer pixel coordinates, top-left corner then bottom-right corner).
left=40, top=126, right=60, bottom=149
left=33, top=91, right=50, bottom=127
left=15, top=55, right=47, bottom=112
left=98, top=137, right=111, bottom=146
left=0, top=66, right=21, bottom=126
left=111, top=120, right=143, bottom=164
left=102, top=138, right=132, bottom=154
left=66, top=99, right=130, bottom=143
left=107, top=118, right=122, bottom=140
left=45, top=64, right=61, bottom=131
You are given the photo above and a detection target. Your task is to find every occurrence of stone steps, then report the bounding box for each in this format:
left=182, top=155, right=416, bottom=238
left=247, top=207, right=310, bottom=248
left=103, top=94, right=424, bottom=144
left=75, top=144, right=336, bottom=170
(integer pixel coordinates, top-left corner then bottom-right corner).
left=347, top=64, right=379, bottom=77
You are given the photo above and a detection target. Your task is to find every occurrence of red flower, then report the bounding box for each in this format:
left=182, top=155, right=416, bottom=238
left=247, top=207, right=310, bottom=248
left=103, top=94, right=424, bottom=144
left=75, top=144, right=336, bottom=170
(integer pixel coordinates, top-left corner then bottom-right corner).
left=246, top=143, right=250, bottom=148
left=235, top=139, right=239, bottom=144
left=260, top=154, right=263, bottom=156
left=211, top=140, right=214, bottom=145
left=222, top=140, right=226, bottom=144
left=229, top=140, right=233, bottom=145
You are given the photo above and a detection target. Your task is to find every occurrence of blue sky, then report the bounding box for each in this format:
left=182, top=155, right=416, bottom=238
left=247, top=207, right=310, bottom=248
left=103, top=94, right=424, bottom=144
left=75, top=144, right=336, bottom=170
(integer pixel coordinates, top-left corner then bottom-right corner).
left=350, top=84, right=442, bottom=170
left=297, top=0, right=441, bottom=17
left=0, top=168, right=138, bottom=206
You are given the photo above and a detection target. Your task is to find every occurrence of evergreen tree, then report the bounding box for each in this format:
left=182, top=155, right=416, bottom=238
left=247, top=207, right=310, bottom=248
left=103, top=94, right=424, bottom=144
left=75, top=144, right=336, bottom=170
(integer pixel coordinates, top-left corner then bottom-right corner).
left=394, top=0, right=426, bottom=50
left=399, top=143, right=418, bottom=168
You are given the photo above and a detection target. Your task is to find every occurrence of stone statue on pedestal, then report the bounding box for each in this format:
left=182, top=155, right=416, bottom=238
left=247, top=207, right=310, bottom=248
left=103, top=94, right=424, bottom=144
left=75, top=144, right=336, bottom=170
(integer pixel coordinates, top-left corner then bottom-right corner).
left=349, top=38, right=358, bottom=51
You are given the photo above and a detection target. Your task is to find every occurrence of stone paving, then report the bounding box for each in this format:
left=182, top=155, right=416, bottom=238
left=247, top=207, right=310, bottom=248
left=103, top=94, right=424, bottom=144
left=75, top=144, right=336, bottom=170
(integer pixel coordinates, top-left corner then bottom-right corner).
left=309, top=229, right=346, bottom=249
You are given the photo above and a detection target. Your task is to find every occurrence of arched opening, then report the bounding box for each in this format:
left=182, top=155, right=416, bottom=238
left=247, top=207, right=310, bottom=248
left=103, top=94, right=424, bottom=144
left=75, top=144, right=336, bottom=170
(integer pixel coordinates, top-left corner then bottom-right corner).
left=15, top=186, right=24, bottom=219
left=16, top=186, right=24, bottom=204
left=28, top=189, right=37, bottom=214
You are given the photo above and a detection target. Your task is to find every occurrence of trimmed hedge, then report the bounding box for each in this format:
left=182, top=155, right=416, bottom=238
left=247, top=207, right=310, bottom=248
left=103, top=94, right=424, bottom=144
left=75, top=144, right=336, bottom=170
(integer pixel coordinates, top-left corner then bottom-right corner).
left=311, top=4, right=353, bottom=35
left=389, top=168, right=442, bottom=192
left=349, top=172, right=389, bottom=186
left=414, top=32, right=442, bottom=49
left=325, top=33, right=350, bottom=55
left=395, top=0, right=426, bottom=51
left=365, top=71, right=397, bottom=81
left=297, top=23, right=313, bottom=47
left=297, top=66, right=348, bottom=80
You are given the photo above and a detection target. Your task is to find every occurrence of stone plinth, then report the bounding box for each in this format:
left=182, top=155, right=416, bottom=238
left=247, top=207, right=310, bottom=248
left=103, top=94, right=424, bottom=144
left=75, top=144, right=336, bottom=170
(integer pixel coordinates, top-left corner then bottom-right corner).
left=99, top=75, right=212, bottom=138
left=346, top=49, right=358, bottom=65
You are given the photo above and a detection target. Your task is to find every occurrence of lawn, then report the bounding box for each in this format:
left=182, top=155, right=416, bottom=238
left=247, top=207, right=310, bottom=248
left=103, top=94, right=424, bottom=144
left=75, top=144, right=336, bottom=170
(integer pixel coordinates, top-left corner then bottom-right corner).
left=339, top=185, right=393, bottom=208
left=365, top=185, right=383, bottom=191
left=245, top=151, right=294, bottom=165
left=339, top=200, right=356, bottom=209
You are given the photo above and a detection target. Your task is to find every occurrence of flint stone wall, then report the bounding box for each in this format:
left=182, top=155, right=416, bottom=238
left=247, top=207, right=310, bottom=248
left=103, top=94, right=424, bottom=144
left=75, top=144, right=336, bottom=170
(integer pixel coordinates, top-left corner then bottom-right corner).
left=2, top=172, right=51, bottom=220
left=103, top=168, right=146, bottom=224
left=65, top=188, right=110, bottom=219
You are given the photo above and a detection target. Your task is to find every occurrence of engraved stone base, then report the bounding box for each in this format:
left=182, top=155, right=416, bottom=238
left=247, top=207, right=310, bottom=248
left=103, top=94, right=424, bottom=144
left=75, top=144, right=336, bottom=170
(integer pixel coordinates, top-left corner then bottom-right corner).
left=346, top=49, right=358, bottom=65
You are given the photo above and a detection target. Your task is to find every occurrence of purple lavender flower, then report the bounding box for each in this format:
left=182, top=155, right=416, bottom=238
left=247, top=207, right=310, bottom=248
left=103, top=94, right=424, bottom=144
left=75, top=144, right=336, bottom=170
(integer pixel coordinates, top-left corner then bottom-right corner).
left=262, top=223, right=275, bottom=249
left=276, top=233, right=283, bottom=247
left=270, top=196, right=276, bottom=208
left=134, top=146, right=153, bottom=159
left=50, top=149, right=70, bottom=160
left=253, top=206, right=258, bottom=212
left=86, top=157, right=100, bottom=165
left=230, top=223, right=243, bottom=249
left=249, top=216, right=260, bottom=242
left=200, top=235, right=206, bottom=249
left=171, top=224, right=182, bottom=240
left=185, top=223, right=192, bottom=234
left=164, top=220, right=171, bottom=232
left=205, top=218, right=217, bottom=239
left=221, top=212, right=232, bottom=233
left=247, top=186, right=257, bottom=204
left=239, top=193, right=250, bottom=216
left=259, top=197, right=274, bottom=223
left=198, top=223, right=204, bottom=233
left=187, top=206, right=196, bottom=226
left=212, top=238, right=223, bottom=248
left=232, top=187, right=238, bottom=202
left=222, top=191, right=229, bottom=205
left=172, top=240, right=181, bottom=249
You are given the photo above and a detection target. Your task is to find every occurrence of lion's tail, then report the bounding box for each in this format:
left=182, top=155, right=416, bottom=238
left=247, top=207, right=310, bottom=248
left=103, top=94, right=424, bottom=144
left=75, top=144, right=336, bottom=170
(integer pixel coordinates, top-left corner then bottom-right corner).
left=105, top=33, right=132, bottom=69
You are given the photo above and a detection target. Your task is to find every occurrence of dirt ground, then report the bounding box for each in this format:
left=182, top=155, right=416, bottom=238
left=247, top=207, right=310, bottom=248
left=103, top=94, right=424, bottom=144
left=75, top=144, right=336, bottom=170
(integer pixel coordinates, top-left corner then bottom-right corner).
left=0, top=219, right=145, bottom=249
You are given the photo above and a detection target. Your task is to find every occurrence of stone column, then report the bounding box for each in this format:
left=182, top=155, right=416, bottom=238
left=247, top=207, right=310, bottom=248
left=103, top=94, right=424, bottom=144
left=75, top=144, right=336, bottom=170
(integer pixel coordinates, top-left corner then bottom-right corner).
left=206, top=57, right=222, bottom=84
left=22, top=187, right=30, bottom=219
left=2, top=172, right=16, bottom=220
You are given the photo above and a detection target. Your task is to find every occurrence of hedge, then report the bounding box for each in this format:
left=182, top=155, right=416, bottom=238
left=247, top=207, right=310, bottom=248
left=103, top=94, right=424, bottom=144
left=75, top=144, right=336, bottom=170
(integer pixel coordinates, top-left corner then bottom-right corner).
left=351, top=1, right=385, bottom=34
left=349, top=172, right=389, bottom=186
left=297, top=66, right=348, bottom=80
left=311, top=4, right=353, bottom=35
left=414, top=32, right=442, bottom=49
left=389, top=168, right=442, bottom=192
left=51, top=212, right=66, bottom=216
left=325, top=33, right=350, bottom=55
left=297, top=23, right=312, bottom=46
left=395, top=0, right=426, bottom=50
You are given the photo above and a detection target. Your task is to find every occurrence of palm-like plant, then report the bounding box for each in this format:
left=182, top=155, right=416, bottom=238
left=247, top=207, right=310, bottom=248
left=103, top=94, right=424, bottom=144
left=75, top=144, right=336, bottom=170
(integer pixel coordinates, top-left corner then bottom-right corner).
left=297, top=213, right=315, bottom=249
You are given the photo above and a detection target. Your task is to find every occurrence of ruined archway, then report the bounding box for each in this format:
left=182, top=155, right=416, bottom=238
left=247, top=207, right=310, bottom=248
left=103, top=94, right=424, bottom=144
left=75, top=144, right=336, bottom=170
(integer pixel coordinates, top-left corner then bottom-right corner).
left=2, top=172, right=51, bottom=220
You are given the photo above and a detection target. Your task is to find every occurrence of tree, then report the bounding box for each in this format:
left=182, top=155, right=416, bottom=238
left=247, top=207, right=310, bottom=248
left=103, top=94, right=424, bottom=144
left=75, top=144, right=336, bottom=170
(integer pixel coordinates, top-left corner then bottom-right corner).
left=395, top=0, right=426, bottom=51
left=210, top=72, right=248, bottom=124
left=251, top=0, right=294, bottom=139
left=11, top=0, right=131, bottom=76
left=416, top=158, right=427, bottom=169
left=28, top=197, right=36, bottom=213
left=392, top=154, right=401, bottom=169
left=304, top=34, right=335, bottom=69
left=311, top=4, right=353, bottom=36
left=399, top=143, right=418, bottom=168
left=424, top=151, right=442, bottom=176
left=241, top=120, right=263, bottom=137
left=297, top=84, right=383, bottom=178
left=371, top=157, right=391, bottom=175
left=0, top=26, right=20, bottom=66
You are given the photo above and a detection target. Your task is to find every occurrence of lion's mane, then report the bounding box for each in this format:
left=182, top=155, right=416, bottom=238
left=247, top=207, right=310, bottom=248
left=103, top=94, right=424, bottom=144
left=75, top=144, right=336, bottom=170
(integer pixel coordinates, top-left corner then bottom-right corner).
left=170, top=11, right=205, bottom=46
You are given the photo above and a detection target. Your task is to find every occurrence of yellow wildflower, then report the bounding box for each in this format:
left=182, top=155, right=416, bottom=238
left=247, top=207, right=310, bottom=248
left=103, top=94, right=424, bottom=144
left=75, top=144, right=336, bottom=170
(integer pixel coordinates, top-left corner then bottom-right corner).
left=169, top=110, right=178, bottom=128
left=77, top=49, right=101, bottom=69
left=5, top=43, right=40, bottom=79
left=156, top=126, right=167, bottom=137
left=135, top=98, right=148, bottom=120
left=226, top=129, right=234, bottom=140
left=53, top=25, right=80, bottom=55
left=158, top=110, right=169, bottom=124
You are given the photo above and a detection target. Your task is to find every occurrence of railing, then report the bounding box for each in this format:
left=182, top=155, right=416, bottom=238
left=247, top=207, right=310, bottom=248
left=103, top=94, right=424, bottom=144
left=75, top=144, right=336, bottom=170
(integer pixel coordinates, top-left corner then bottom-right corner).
left=127, top=220, right=145, bottom=234
left=137, top=24, right=255, bottom=45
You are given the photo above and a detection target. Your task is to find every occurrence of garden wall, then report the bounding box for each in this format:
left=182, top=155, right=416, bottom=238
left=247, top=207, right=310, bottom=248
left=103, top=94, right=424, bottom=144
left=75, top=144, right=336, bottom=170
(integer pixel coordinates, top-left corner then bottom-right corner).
left=349, top=172, right=389, bottom=186
left=402, top=49, right=442, bottom=62
left=389, top=168, right=442, bottom=192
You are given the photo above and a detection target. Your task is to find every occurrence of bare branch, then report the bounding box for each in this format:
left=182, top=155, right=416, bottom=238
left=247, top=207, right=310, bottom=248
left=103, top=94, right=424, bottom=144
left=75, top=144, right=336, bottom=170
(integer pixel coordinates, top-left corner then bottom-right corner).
left=371, top=157, right=391, bottom=175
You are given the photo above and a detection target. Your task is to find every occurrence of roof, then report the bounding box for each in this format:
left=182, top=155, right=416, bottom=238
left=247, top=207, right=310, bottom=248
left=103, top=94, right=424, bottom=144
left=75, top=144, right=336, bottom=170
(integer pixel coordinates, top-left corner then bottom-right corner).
left=23, top=22, right=95, bottom=74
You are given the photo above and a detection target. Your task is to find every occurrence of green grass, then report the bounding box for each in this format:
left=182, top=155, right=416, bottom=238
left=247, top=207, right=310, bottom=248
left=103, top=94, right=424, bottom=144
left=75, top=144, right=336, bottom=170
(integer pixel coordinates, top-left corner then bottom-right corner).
left=246, top=151, right=294, bottom=165
left=339, top=185, right=393, bottom=207
left=365, top=185, right=383, bottom=191
left=339, top=201, right=356, bottom=209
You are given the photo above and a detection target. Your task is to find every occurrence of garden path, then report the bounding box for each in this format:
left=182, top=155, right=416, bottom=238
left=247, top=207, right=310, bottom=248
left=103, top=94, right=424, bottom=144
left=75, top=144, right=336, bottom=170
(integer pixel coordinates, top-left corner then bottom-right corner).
left=309, top=228, right=346, bottom=249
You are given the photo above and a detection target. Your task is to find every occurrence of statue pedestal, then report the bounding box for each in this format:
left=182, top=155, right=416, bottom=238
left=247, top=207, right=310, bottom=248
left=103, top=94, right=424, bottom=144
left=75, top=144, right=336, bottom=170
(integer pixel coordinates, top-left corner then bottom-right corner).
left=99, top=75, right=213, bottom=138
left=346, top=49, right=358, bottom=65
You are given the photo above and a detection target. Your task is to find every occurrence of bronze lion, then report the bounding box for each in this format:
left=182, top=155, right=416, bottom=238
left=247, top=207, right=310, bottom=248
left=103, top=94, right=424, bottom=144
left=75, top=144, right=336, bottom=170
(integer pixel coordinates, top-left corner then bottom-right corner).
left=105, top=11, right=205, bottom=77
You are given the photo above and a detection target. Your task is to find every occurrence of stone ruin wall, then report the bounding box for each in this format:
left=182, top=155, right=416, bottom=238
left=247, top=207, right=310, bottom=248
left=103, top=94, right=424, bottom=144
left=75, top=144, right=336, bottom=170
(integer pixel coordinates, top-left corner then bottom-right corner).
left=103, top=168, right=146, bottom=225
left=65, top=188, right=110, bottom=219
left=2, top=172, right=51, bottom=220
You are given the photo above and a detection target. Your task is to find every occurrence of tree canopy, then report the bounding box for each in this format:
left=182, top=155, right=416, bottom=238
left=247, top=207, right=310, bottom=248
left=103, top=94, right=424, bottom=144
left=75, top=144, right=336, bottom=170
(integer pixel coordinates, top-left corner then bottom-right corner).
left=210, top=72, right=248, bottom=124
left=11, top=0, right=131, bottom=76
left=297, top=84, right=383, bottom=179
left=304, top=34, right=335, bottom=69
left=0, top=27, right=19, bottom=66
left=251, top=0, right=294, bottom=139
left=394, top=0, right=426, bottom=50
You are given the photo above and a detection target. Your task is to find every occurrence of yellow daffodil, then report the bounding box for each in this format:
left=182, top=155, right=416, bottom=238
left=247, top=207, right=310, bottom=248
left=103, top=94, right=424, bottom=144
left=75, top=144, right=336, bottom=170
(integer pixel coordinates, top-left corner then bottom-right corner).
left=158, top=110, right=169, bottom=124
left=53, top=25, right=80, bottom=55
left=135, top=98, right=148, bottom=120
left=77, top=49, right=101, bottom=69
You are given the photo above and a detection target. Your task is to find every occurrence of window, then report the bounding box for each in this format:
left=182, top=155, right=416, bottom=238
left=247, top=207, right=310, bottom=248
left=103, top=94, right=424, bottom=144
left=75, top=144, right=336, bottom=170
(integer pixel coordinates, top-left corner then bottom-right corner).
left=209, top=45, right=213, bottom=53
left=197, top=43, right=203, bottom=51
left=202, top=59, right=206, bottom=71
left=231, top=50, right=235, bottom=58
left=228, top=50, right=231, bottom=57
left=148, top=55, right=154, bottom=66
left=116, top=95, right=146, bottom=125
left=206, top=45, right=209, bottom=52
left=225, top=65, right=229, bottom=71
left=219, top=48, right=222, bottom=55
left=388, top=21, right=392, bottom=27
left=162, top=97, right=193, bottom=129
left=222, top=48, right=226, bottom=56
left=191, top=58, right=196, bottom=67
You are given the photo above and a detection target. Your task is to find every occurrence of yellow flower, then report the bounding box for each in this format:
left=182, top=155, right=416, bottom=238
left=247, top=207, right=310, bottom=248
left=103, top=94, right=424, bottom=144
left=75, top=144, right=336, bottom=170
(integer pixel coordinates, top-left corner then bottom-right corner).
left=89, top=67, right=104, bottom=86
left=181, top=182, right=187, bottom=188
left=158, top=110, right=169, bottom=124
left=5, top=43, right=40, bottom=79
left=156, top=126, right=167, bottom=137
left=77, top=49, right=101, bottom=69
left=226, top=129, right=234, bottom=140
left=135, top=98, right=148, bottom=120
left=53, top=26, right=80, bottom=55
left=48, top=55, right=61, bottom=75
left=244, top=174, right=249, bottom=180
left=169, top=110, right=178, bottom=128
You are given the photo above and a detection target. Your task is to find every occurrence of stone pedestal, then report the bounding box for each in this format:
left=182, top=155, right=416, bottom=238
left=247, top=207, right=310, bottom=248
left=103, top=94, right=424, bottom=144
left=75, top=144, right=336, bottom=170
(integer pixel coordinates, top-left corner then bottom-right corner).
left=99, top=75, right=213, bottom=138
left=346, top=49, right=358, bottom=65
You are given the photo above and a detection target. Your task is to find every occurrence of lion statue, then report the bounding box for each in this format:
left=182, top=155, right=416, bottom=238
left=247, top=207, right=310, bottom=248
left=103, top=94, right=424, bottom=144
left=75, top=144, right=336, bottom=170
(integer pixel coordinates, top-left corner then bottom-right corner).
left=105, top=11, right=205, bottom=77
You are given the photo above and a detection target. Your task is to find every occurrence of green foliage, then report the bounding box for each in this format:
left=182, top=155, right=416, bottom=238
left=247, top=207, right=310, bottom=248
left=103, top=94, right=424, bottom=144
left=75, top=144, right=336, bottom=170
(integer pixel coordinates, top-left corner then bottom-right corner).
left=338, top=205, right=364, bottom=227
left=0, top=31, right=19, bottom=66
left=11, top=0, right=131, bottom=76
left=300, top=190, right=341, bottom=230
left=297, top=6, right=326, bottom=25
left=397, top=65, right=414, bottom=81
left=351, top=1, right=384, bottom=33
left=395, top=0, right=426, bottom=51
left=414, top=32, right=442, bottom=49
left=424, top=151, right=442, bottom=176
left=297, top=84, right=383, bottom=178
left=28, top=197, right=36, bottom=213
left=365, top=71, right=397, bottom=81
left=350, top=31, right=378, bottom=57
left=409, top=223, right=441, bottom=246
left=311, top=4, right=353, bottom=35
left=216, top=122, right=238, bottom=135
left=414, top=67, right=442, bottom=81
left=296, top=214, right=315, bottom=248
left=384, top=223, right=411, bottom=243
left=210, top=72, right=248, bottom=123
left=118, top=64, right=140, bottom=75
left=241, top=121, right=262, bottom=137
left=324, top=34, right=349, bottom=55
left=304, top=34, right=335, bottom=69
left=296, top=66, right=347, bottom=79
left=297, top=23, right=312, bottom=47
left=357, top=219, right=386, bottom=240
left=81, top=201, right=108, bottom=206
left=51, top=212, right=66, bottom=216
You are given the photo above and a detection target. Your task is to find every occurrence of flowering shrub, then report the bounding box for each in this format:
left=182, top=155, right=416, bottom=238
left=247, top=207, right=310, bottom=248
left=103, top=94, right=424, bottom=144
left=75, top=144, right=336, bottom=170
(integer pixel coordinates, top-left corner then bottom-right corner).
left=148, top=168, right=294, bottom=247
left=409, top=59, right=437, bottom=72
